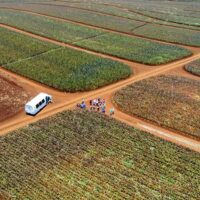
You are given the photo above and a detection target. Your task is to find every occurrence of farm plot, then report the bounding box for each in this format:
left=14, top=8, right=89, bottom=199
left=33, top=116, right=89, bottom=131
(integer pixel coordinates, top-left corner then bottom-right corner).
left=1, top=2, right=199, bottom=31
left=114, top=75, right=200, bottom=139
left=185, top=59, right=200, bottom=76
left=5, top=47, right=132, bottom=92
left=0, top=110, right=200, bottom=199
left=0, top=9, right=104, bottom=43
left=137, top=9, right=200, bottom=27
left=24, top=1, right=161, bottom=22
left=136, top=7, right=200, bottom=19
left=0, top=74, right=30, bottom=122
left=75, top=33, right=192, bottom=65
left=41, top=1, right=200, bottom=30
left=0, top=27, right=56, bottom=65
left=133, top=24, right=200, bottom=47
left=0, top=7, right=145, bottom=34
left=117, top=0, right=200, bottom=23
left=0, top=10, right=191, bottom=65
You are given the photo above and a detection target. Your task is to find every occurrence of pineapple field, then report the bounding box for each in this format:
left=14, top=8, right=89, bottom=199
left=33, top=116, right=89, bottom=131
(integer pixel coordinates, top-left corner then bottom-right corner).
left=0, top=0, right=200, bottom=199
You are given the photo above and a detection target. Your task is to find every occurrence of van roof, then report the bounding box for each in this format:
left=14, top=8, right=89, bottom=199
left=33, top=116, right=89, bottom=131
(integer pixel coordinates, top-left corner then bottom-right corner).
left=26, top=93, right=50, bottom=107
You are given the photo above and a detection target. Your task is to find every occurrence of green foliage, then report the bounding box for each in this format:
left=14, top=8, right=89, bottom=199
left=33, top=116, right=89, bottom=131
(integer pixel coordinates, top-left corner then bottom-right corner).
left=185, top=59, right=200, bottom=76
left=0, top=9, right=104, bottom=43
left=0, top=27, right=57, bottom=65
left=123, top=158, right=134, bottom=168
left=0, top=9, right=192, bottom=65
left=0, top=110, right=200, bottom=199
left=0, top=25, right=131, bottom=92
left=139, top=9, right=200, bottom=27
left=118, top=0, right=200, bottom=28
left=5, top=47, right=132, bottom=92
left=0, top=5, right=145, bottom=33
left=2, top=1, right=200, bottom=32
left=133, top=24, right=200, bottom=47
left=114, top=75, right=200, bottom=138
left=75, top=33, right=192, bottom=65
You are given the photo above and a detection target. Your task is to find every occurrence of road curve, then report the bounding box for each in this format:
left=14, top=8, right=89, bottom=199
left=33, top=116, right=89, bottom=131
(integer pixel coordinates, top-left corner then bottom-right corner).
left=105, top=94, right=200, bottom=153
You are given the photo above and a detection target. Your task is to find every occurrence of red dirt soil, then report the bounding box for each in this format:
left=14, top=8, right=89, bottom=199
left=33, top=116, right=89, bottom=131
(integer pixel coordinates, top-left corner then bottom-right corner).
left=0, top=72, right=30, bottom=122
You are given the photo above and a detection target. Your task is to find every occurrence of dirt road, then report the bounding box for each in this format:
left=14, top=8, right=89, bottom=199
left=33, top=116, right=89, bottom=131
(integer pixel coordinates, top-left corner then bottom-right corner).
left=0, top=23, right=200, bottom=153
left=105, top=94, right=200, bottom=152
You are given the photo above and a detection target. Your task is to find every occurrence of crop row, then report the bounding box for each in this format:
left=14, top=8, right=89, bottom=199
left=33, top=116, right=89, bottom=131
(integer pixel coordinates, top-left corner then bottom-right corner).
left=0, top=26, right=56, bottom=65
left=139, top=9, right=200, bottom=27
left=137, top=8, right=200, bottom=20
left=0, top=9, right=104, bottom=43
left=5, top=47, right=132, bottom=92
left=185, top=59, right=200, bottom=76
left=0, top=110, right=200, bottom=199
left=1, top=6, right=200, bottom=48
left=114, top=75, right=200, bottom=139
left=0, top=26, right=131, bottom=92
left=132, top=24, right=200, bottom=47
left=0, top=9, right=192, bottom=65
left=0, top=4, right=146, bottom=33
left=18, top=1, right=180, bottom=27
left=118, top=0, right=200, bottom=26
left=75, top=33, right=192, bottom=65
left=1, top=2, right=200, bottom=31
left=50, top=1, right=200, bottom=29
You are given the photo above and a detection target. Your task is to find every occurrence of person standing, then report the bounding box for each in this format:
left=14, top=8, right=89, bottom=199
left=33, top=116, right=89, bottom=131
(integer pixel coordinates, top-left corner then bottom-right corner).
left=110, top=108, right=115, bottom=117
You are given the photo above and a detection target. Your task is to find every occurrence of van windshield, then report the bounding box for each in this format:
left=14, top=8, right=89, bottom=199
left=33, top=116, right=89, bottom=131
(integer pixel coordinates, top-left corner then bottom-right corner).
left=26, top=105, right=33, bottom=110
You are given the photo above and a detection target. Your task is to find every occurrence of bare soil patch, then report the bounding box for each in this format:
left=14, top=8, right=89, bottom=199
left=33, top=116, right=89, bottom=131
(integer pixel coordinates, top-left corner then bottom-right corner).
left=0, top=73, right=30, bottom=122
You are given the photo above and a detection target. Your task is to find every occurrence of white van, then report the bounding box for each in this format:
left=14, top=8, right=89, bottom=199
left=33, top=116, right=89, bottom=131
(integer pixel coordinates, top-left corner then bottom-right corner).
left=25, top=93, right=52, bottom=115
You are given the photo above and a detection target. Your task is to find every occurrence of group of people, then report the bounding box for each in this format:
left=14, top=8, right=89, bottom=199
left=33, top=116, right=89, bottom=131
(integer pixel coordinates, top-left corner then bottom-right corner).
left=89, top=98, right=106, bottom=113
left=77, top=98, right=115, bottom=117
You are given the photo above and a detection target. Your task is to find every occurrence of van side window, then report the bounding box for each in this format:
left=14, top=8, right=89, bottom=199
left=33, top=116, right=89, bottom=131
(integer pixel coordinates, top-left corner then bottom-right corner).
left=39, top=101, right=42, bottom=106
left=36, top=104, right=39, bottom=108
left=42, top=99, right=45, bottom=103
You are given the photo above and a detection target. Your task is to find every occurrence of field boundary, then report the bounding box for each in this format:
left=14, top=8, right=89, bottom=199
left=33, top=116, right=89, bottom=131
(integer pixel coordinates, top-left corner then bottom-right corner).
left=93, top=2, right=200, bottom=29
left=1, top=7, right=200, bottom=48
left=113, top=106, right=200, bottom=152
left=23, top=2, right=200, bottom=31
left=0, top=23, right=197, bottom=68
left=112, top=98, right=200, bottom=141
